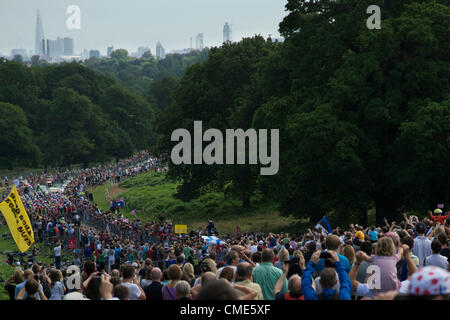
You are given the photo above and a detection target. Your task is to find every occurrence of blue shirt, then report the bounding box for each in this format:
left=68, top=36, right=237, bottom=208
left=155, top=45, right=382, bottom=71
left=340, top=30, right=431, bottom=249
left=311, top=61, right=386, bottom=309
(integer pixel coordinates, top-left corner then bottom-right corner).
left=302, top=261, right=352, bottom=300
left=369, top=231, right=378, bottom=241
left=15, top=280, right=43, bottom=300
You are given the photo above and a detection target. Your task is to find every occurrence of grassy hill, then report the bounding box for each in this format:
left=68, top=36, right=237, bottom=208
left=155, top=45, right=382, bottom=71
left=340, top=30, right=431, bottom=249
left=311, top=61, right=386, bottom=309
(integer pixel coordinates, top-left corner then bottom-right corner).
left=90, top=171, right=308, bottom=235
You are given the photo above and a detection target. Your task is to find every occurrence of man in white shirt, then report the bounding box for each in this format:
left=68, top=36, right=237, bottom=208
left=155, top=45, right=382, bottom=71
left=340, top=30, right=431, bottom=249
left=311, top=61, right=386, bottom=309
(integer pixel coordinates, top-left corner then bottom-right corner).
left=412, top=223, right=431, bottom=267
left=121, top=265, right=146, bottom=300
left=425, top=239, right=449, bottom=270
left=54, top=241, right=62, bottom=269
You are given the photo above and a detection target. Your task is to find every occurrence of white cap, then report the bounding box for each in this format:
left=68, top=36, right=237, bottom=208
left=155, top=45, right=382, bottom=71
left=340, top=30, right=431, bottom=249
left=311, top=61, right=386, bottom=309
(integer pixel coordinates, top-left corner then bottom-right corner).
left=63, top=292, right=89, bottom=300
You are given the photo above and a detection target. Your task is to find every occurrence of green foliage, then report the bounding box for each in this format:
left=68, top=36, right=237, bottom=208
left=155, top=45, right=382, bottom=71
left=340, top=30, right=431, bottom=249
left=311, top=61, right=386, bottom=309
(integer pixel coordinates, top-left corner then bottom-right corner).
left=0, top=102, right=40, bottom=169
left=117, top=172, right=276, bottom=223
left=0, top=59, right=155, bottom=169
left=155, top=0, right=450, bottom=226
left=84, top=49, right=209, bottom=96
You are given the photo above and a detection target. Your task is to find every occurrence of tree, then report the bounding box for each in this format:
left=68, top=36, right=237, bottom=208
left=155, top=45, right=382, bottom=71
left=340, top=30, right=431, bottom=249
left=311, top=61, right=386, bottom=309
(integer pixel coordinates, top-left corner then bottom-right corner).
left=111, top=49, right=129, bottom=60
left=0, top=102, right=40, bottom=169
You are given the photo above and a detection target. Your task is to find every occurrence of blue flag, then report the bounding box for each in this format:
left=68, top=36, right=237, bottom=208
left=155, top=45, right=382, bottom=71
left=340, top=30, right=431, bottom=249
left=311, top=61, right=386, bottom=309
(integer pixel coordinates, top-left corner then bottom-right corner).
left=315, top=216, right=332, bottom=235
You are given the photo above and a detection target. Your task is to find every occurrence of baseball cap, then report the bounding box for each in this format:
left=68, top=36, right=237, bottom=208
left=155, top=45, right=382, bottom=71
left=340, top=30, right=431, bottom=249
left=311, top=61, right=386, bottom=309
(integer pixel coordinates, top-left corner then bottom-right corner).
left=259, top=240, right=264, bottom=245
left=434, top=209, right=443, bottom=214
left=408, top=266, right=450, bottom=296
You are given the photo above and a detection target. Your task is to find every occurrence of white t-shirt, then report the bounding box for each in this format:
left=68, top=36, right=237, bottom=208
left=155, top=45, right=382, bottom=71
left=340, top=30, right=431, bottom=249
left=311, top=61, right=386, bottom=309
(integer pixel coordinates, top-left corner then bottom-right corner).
left=122, top=282, right=141, bottom=300
left=54, top=246, right=61, bottom=257
left=250, top=245, right=258, bottom=254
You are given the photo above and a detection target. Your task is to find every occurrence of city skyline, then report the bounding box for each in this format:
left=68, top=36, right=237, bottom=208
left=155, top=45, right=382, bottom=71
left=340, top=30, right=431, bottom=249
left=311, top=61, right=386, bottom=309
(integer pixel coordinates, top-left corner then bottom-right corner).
left=0, top=0, right=286, bottom=56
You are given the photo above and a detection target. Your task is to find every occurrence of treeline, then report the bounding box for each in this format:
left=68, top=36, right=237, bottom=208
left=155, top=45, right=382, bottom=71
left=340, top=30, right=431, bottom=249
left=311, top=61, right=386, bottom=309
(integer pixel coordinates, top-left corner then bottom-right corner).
left=0, top=60, right=156, bottom=169
left=83, top=49, right=209, bottom=100
left=154, top=0, right=450, bottom=226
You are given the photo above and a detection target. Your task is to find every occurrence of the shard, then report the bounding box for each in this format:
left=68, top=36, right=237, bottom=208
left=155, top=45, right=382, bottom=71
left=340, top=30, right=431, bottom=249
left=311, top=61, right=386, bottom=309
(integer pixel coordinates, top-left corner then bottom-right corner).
left=35, top=9, right=45, bottom=55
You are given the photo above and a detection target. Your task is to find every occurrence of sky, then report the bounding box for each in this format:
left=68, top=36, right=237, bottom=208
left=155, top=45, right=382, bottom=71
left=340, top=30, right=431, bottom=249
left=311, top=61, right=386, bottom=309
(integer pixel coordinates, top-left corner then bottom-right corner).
left=0, top=0, right=288, bottom=56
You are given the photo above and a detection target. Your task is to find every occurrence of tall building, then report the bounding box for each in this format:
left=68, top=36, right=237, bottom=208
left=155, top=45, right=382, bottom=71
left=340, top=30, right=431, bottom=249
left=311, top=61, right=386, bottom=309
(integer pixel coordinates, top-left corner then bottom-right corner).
left=48, top=37, right=64, bottom=59
left=137, top=46, right=151, bottom=58
left=196, top=33, right=204, bottom=50
left=35, top=9, right=45, bottom=55
left=89, top=50, right=100, bottom=59
left=156, top=41, right=166, bottom=59
left=107, top=46, right=114, bottom=57
left=223, top=22, right=232, bottom=43
left=63, top=37, right=74, bottom=56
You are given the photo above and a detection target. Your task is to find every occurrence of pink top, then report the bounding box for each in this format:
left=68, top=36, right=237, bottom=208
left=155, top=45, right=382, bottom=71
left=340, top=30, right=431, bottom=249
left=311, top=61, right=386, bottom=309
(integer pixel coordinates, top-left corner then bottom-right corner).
left=370, top=255, right=401, bottom=295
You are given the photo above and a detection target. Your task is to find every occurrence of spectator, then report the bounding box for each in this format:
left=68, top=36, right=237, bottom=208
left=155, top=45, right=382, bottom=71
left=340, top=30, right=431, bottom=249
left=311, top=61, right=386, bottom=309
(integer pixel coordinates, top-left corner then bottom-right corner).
left=3, top=270, right=24, bottom=301
left=182, top=262, right=195, bottom=287
left=436, top=232, right=450, bottom=261
left=302, top=250, right=352, bottom=300
left=141, top=267, right=153, bottom=288
left=274, top=248, right=290, bottom=270
left=121, top=265, right=146, bottom=300
left=315, top=235, right=351, bottom=274
left=162, top=264, right=182, bottom=300
left=253, top=249, right=288, bottom=300
left=113, top=284, right=130, bottom=300
left=175, top=280, right=192, bottom=300
left=14, top=269, right=44, bottom=300
left=49, top=269, right=65, bottom=300
left=273, top=263, right=303, bottom=300
left=16, top=279, right=47, bottom=301
left=143, top=267, right=163, bottom=301
left=217, top=250, right=239, bottom=278
left=412, top=222, right=432, bottom=267
left=425, top=239, right=449, bottom=270
left=235, top=262, right=263, bottom=300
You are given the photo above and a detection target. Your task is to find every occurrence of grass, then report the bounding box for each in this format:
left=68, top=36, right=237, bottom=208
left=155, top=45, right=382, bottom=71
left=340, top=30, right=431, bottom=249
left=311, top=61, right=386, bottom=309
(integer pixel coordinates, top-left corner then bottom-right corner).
left=89, top=171, right=308, bottom=235
left=0, top=226, right=72, bottom=300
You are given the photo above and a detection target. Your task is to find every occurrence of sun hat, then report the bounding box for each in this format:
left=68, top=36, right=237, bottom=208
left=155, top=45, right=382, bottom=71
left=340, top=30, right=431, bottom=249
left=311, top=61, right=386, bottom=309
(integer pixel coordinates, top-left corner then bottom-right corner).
left=408, top=266, right=450, bottom=296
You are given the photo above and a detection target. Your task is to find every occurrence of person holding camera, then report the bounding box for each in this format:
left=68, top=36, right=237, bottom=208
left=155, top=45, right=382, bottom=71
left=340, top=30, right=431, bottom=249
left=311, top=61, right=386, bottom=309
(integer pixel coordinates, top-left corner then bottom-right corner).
left=301, top=250, right=352, bottom=300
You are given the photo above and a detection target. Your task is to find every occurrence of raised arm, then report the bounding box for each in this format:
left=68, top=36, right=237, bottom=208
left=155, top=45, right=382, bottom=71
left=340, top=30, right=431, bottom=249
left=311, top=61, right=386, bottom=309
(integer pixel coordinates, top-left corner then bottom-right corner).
left=273, top=263, right=289, bottom=298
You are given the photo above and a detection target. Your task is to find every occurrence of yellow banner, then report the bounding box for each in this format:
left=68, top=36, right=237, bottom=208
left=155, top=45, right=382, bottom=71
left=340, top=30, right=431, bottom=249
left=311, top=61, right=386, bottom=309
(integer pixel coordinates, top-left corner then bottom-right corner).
left=0, top=186, right=34, bottom=252
left=174, top=225, right=187, bottom=234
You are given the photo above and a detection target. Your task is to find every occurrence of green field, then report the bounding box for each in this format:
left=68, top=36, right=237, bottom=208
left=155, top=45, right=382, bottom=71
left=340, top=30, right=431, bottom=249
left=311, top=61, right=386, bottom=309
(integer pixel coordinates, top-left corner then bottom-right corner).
left=90, top=172, right=308, bottom=235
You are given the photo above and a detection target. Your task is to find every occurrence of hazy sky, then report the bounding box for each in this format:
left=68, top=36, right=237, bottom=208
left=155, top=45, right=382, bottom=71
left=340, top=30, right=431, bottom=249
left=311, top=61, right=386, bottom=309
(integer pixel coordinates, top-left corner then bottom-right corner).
left=0, top=0, right=288, bottom=55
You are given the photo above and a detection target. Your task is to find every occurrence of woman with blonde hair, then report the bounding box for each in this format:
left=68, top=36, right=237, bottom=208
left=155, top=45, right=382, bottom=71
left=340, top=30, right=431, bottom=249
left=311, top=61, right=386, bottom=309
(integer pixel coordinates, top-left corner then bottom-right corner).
left=275, top=248, right=290, bottom=270
left=359, top=236, right=405, bottom=296
left=342, top=245, right=356, bottom=265
left=182, top=263, right=195, bottom=287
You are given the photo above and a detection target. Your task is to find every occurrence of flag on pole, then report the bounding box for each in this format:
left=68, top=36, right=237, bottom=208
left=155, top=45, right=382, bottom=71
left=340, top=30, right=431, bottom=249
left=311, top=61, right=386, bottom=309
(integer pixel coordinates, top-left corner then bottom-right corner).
left=130, top=209, right=136, bottom=216
left=236, top=225, right=241, bottom=238
left=315, top=216, right=332, bottom=236
left=0, top=186, right=34, bottom=252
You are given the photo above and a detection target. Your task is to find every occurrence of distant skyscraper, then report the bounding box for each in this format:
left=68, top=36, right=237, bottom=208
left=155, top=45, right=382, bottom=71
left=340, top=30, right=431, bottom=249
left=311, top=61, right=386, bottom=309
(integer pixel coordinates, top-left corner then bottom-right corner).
left=48, top=37, right=64, bottom=59
left=89, top=50, right=101, bottom=59
left=156, top=41, right=166, bottom=59
left=107, top=46, right=114, bottom=57
left=35, top=9, right=45, bottom=55
left=223, top=22, right=232, bottom=43
left=63, top=37, right=74, bottom=55
left=196, top=33, right=204, bottom=50
left=137, top=46, right=151, bottom=58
